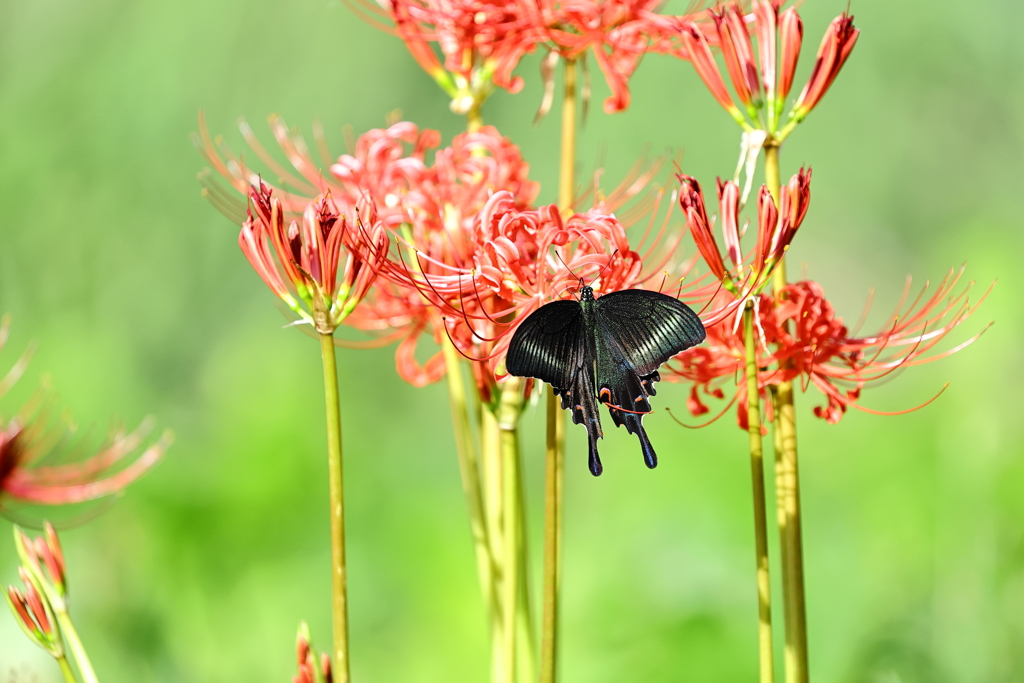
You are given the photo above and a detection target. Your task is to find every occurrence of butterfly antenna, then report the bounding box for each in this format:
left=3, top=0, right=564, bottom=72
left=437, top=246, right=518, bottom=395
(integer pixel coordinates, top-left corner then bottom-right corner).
left=590, top=249, right=620, bottom=288
left=551, top=247, right=578, bottom=282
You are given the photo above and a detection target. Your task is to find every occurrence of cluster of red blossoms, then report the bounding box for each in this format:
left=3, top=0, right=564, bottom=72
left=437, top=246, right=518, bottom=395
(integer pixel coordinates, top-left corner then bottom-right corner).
left=359, top=0, right=700, bottom=113
left=664, top=174, right=987, bottom=429
left=199, top=116, right=728, bottom=401
left=361, top=0, right=857, bottom=122
left=196, top=0, right=984, bottom=430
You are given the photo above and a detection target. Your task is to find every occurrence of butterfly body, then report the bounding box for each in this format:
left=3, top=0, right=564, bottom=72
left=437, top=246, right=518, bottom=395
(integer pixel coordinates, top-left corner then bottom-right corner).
left=506, top=285, right=706, bottom=476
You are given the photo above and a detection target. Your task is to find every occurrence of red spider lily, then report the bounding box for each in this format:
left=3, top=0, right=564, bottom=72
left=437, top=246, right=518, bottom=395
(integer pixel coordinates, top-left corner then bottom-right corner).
left=670, top=1, right=855, bottom=136
left=241, top=182, right=390, bottom=333
left=373, top=187, right=729, bottom=403
left=665, top=272, right=989, bottom=428
left=6, top=566, right=62, bottom=657
left=199, top=116, right=699, bottom=394
left=293, top=622, right=332, bottom=683
left=0, top=416, right=171, bottom=509
left=676, top=168, right=811, bottom=294
left=365, top=192, right=655, bottom=397
left=790, top=12, right=858, bottom=122
left=14, top=523, right=66, bottom=596
left=199, top=118, right=541, bottom=390
left=354, top=0, right=544, bottom=111
left=0, top=321, right=171, bottom=510
left=538, top=0, right=712, bottom=114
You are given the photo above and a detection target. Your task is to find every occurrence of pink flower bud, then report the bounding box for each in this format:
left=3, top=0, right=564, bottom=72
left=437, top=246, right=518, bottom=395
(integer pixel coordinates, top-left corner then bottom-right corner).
left=716, top=179, right=742, bottom=268
left=19, top=568, right=52, bottom=637
left=43, top=523, right=66, bottom=594
left=777, top=8, right=803, bottom=104
left=679, top=175, right=727, bottom=282
left=755, top=186, right=778, bottom=269
left=321, top=653, right=333, bottom=683
left=713, top=6, right=760, bottom=107
left=7, top=586, right=34, bottom=632
left=793, top=13, right=858, bottom=119
left=753, top=1, right=778, bottom=104
left=679, top=22, right=739, bottom=115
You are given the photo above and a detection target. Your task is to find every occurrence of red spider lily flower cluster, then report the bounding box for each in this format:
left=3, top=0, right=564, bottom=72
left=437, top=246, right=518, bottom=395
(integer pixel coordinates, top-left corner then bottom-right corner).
left=15, top=523, right=66, bottom=596
left=0, top=321, right=171, bottom=510
left=375, top=187, right=731, bottom=400
left=360, top=0, right=718, bottom=116
left=665, top=167, right=985, bottom=430
left=676, top=0, right=857, bottom=135
left=200, top=118, right=539, bottom=388
left=240, top=181, right=390, bottom=334
left=199, top=116, right=732, bottom=397
left=357, top=0, right=544, bottom=112
left=538, top=0, right=708, bottom=114
left=7, top=564, right=62, bottom=657
left=6, top=524, right=68, bottom=658
left=677, top=168, right=810, bottom=294
left=293, top=622, right=333, bottom=683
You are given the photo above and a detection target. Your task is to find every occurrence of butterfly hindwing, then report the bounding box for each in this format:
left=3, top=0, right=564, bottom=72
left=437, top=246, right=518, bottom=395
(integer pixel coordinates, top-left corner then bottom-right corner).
left=592, top=316, right=660, bottom=469
left=591, top=289, right=706, bottom=470
left=593, top=289, right=706, bottom=376
left=554, top=362, right=605, bottom=477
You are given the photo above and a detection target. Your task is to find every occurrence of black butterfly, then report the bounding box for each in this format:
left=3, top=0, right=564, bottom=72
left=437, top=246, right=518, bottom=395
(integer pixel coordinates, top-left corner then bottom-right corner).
left=506, top=285, right=706, bottom=476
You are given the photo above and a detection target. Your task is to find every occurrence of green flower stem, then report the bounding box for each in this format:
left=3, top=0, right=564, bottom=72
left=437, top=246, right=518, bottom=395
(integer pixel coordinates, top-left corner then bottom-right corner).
left=764, top=140, right=809, bottom=683
left=481, top=404, right=507, bottom=683
left=441, top=343, right=499, bottom=619
left=514, top=446, right=537, bottom=683
left=467, top=102, right=483, bottom=133
left=53, top=607, right=97, bottom=683
left=743, top=301, right=775, bottom=683
left=558, top=58, right=577, bottom=219
left=539, top=389, right=565, bottom=683
left=497, top=378, right=524, bottom=683
left=319, top=331, right=350, bottom=683
left=57, top=655, right=78, bottom=683
left=540, top=54, right=576, bottom=683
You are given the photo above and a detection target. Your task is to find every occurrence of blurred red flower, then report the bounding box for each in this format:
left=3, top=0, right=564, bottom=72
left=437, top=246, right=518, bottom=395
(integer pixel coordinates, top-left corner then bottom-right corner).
left=0, top=320, right=170, bottom=510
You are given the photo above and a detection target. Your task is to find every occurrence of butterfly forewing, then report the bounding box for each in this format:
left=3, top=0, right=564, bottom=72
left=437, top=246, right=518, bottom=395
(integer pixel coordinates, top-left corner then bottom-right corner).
left=505, top=299, right=585, bottom=389
left=593, top=289, right=707, bottom=376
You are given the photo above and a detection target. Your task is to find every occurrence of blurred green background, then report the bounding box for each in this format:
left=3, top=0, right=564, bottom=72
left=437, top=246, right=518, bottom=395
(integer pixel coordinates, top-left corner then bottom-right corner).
left=0, top=0, right=1021, bottom=681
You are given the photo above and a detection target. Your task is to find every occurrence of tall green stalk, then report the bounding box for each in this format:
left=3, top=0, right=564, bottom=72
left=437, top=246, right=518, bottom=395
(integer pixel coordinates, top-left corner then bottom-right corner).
left=442, top=343, right=498, bottom=619
left=539, top=389, right=564, bottom=683
left=743, top=301, right=775, bottom=683
left=497, top=378, right=525, bottom=683
left=57, top=655, right=77, bottom=683
left=319, top=332, right=350, bottom=683
left=764, top=141, right=808, bottom=683
left=54, top=608, right=97, bottom=683
left=541, top=55, right=576, bottom=683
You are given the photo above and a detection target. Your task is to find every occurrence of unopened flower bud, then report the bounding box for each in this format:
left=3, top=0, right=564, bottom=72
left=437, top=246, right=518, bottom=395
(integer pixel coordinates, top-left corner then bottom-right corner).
left=791, top=13, right=858, bottom=121
left=42, top=522, right=67, bottom=595
left=321, top=653, right=333, bottom=683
